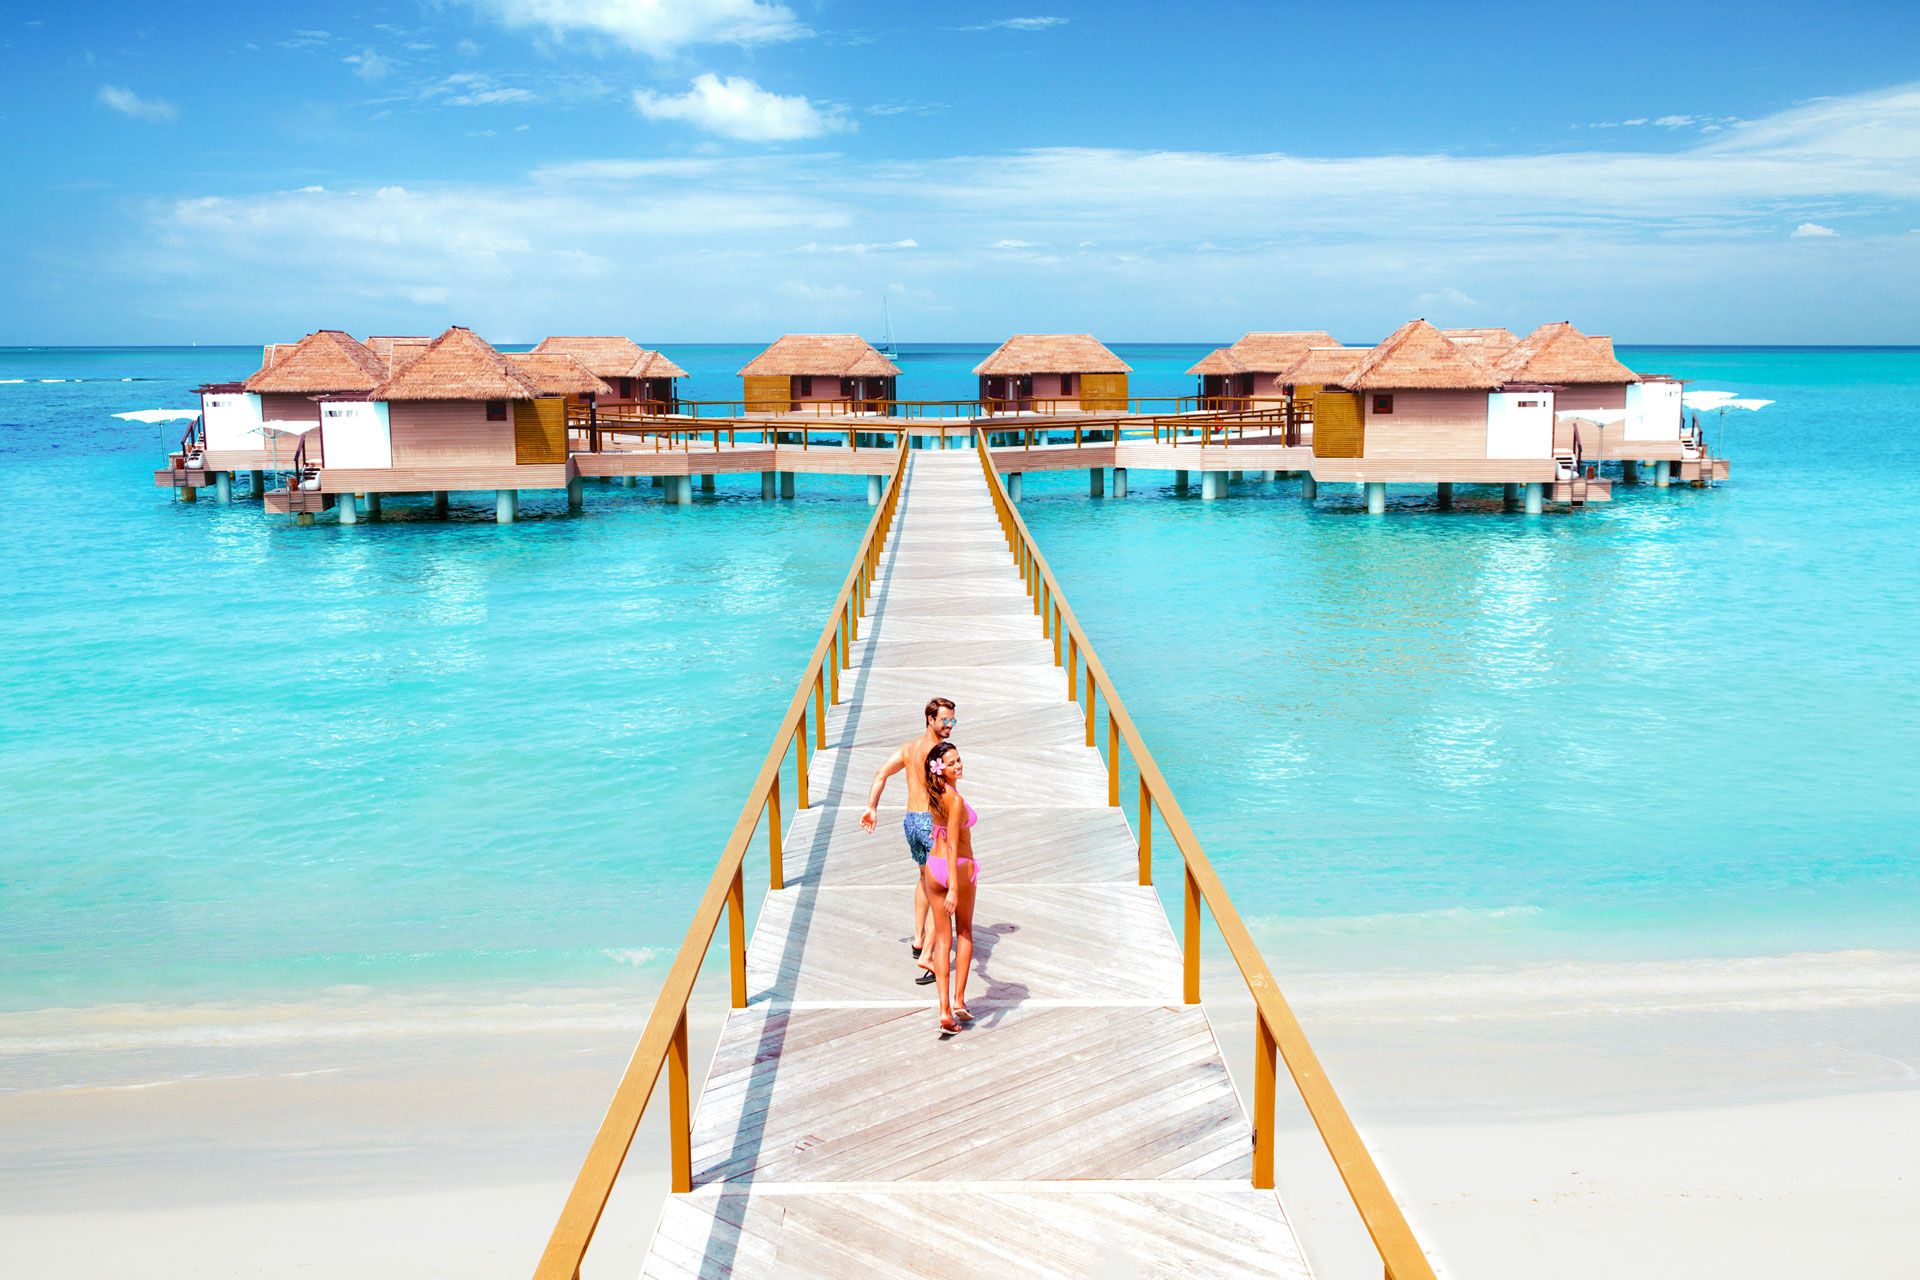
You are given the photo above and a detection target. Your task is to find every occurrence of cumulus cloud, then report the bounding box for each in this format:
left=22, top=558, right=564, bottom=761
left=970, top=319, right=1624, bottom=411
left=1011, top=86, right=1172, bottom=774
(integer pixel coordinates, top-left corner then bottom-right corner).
left=1791, top=222, right=1839, bottom=237
left=458, top=0, right=804, bottom=56
left=97, top=85, right=177, bottom=122
left=633, top=75, right=850, bottom=141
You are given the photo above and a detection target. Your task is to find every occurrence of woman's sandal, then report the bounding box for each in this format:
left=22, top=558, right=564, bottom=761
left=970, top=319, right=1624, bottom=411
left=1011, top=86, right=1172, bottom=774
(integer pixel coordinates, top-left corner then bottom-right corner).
left=938, top=1015, right=960, bottom=1035
left=952, top=1006, right=973, bottom=1023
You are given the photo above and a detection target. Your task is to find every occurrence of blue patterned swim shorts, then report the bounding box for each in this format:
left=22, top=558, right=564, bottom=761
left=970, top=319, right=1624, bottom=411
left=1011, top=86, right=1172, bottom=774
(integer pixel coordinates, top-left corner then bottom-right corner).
left=902, top=811, right=934, bottom=866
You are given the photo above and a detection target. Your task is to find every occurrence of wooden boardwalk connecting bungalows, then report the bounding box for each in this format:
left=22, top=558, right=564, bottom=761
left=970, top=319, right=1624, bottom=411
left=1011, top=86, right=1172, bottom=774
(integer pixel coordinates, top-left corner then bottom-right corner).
left=534, top=440, right=1438, bottom=1280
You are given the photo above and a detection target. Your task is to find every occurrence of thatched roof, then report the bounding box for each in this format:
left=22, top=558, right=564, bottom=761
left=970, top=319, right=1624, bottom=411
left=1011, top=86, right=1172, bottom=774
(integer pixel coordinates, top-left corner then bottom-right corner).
left=1497, top=322, right=1639, bottom=385
left=1184, top=331, right=1341, bottom=377
left=1441, top=328, right=1519, bottom=361
left=740, top=334, right=899, bottom=378
left=974, top=334, right=1130, bottom=376
left=532, top=335, right=689, bottom=381
left=1278, top=346, right=1369, bottom=386
left=508, top=352, right=613, bottom=397
left=244, top=330, right=387, bottom=394
left=371, top=326, right=545, bottom=401
left=1187, top=347, right=1241, bottom=376
left=366, top=336, right=432, bottom=373
left=1341, top=320, right=1502, bottom=390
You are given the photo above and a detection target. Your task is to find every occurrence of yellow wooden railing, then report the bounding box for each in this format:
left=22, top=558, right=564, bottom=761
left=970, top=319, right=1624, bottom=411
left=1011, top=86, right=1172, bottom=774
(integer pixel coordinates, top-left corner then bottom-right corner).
left=532, top=435, right=910, bottom=1280
left=973, top=432, right=1437, bottom=1280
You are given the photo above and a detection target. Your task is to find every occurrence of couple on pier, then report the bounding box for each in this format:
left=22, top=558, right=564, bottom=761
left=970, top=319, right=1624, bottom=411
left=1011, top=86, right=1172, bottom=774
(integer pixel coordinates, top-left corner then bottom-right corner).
left=859, top=697, right=978, bottom=1036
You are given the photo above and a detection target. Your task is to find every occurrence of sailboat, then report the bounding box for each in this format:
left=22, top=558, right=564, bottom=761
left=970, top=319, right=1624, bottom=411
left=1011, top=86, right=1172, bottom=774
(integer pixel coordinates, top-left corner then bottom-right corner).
left=877, top=298, right=899, bottom=360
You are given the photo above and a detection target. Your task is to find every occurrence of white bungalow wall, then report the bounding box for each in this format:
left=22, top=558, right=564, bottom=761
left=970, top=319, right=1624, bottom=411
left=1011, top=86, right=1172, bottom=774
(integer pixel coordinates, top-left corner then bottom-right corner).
left=1486, top=391, right=1554, bottom=459
left=202, top=391, right=264, bottom=452
left=1624, top=379, right=1683, bottom=442
left=319, top=400, right=393, bottom=468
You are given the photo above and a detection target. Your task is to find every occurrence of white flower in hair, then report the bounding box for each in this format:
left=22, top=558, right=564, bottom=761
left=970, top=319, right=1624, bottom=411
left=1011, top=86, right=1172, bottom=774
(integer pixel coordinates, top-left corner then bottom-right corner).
left=928, top=758, right=946, bottom=776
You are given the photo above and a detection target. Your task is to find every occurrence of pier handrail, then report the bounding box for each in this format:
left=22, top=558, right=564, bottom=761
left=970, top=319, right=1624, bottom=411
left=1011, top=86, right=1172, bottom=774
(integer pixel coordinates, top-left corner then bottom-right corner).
left=533, top=434, right=911, bottom=1280
left=971, top=433, right=1437, bottom=1280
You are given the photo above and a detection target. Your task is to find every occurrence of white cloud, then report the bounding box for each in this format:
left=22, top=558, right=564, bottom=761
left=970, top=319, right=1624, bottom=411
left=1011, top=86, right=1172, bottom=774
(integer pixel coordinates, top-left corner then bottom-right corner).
left=344, top=50, right=395, bottom=81
left=458, top=0, right=804, bottom=56
left=433, top=72, right=540, bottom=107
left=963, top=16, right=1068, bottom=31
left=1791, top=222, right=1839, bottom=237
left=97, top=81, right=1920, bottom=342
left=96, top=86, right=177, bottom=122
left=280, top=29, right=331, bottom=49
left=800, top=238, right=918, bottom=253
left=633, top=75, right=850, bottom=141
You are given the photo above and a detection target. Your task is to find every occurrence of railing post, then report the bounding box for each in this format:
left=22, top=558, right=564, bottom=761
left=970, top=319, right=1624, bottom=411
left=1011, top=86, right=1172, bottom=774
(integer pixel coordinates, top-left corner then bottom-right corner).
left=1068, top=635, right=1078, bottom=698
left=813, top=669, right=825, bottom=750
left=669, top=1010, right=692, bottom=1194
left=1052, top=604, right=1062, bottom=667
left=1183, top=866, right=1200, bottom=1003
left=1084, top=664, right=1095, bottom=746
left=729, top=866, right=747, bottom=1009
left=829, top=635, right=841, bottom=703
left=768, top=773, right=784, bottom=890
left=1138, top=776, right=1153, bottom=885
left=796, top=719, right=811, bottom=811
left=1253, top=1014, right=1276, bottom=1189
left=1107, top=712, right=1120, bottom=806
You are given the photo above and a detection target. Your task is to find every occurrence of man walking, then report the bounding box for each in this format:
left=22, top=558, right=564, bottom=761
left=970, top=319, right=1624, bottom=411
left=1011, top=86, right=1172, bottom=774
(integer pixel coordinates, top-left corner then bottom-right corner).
left=860, top=697, right=956, bottom=983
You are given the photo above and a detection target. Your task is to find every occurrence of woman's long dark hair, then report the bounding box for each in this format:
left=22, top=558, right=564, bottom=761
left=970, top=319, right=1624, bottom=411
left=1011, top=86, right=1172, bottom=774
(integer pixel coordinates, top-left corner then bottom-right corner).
left=925, top=741, right=958, bottom=805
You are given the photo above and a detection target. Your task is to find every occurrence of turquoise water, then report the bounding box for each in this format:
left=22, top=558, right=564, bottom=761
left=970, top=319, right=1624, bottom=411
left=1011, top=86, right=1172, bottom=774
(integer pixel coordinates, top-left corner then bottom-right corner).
left=1019, top=346, right=1920, bottom=966
left=1, top=344, right=1915, bottom=1017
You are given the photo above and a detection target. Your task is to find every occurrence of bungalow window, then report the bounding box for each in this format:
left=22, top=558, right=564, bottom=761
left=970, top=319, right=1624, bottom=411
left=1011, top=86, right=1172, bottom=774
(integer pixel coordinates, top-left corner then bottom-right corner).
left=798, top=375, right=814, bottom=397
left=1372, top=394, right=1394, bottom=415
left=486, top=400, right=508, bottom=421
left=1058, top=374, right=1072, bottom=396
left=618, top=377, right=634, bottom=399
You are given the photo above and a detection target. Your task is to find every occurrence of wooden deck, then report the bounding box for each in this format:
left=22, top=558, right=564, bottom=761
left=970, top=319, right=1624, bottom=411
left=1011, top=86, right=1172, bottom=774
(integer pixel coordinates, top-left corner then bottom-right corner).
left=641, top=449, right=1310, bottom=1279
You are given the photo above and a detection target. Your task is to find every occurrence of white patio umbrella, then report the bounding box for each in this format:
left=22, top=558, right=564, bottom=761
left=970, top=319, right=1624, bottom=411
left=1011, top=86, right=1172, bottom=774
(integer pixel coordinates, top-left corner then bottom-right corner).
left=251, top=420, right=319, bottom=478
left=1684, top=396, right=1771, bottom=486
left=115, top=407, right=203, bottom=460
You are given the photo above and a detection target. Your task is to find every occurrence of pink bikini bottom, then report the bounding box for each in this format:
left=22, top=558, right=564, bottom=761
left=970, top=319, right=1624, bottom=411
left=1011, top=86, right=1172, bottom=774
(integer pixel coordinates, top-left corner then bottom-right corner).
left=927, top=856, right=978, bottom=890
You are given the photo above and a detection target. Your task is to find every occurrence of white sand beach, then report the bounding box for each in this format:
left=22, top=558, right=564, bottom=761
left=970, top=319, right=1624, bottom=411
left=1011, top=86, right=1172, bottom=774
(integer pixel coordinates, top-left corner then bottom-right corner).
left=3, top=949, right=1917, bottom=1278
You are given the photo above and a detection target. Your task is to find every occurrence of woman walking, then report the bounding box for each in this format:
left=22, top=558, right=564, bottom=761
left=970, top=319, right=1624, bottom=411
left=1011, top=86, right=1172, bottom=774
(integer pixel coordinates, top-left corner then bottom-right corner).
left=921, top=741, right=978, bottom=1035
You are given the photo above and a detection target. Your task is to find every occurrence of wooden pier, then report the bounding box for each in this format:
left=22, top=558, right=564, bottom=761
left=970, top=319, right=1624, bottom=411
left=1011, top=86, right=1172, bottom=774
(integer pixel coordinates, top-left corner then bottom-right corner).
left=535, top=440, right=1436, bottom=1279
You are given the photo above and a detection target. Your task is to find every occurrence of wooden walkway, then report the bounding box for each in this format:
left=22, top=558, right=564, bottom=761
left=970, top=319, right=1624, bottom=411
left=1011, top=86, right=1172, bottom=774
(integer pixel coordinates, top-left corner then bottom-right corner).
left=641, top=450, right=1311, bottom=1279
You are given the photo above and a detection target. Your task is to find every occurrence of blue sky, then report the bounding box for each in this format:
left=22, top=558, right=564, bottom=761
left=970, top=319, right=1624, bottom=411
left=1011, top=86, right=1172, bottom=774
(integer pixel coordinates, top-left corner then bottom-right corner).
left=5, top=1, right=1919, bottom=343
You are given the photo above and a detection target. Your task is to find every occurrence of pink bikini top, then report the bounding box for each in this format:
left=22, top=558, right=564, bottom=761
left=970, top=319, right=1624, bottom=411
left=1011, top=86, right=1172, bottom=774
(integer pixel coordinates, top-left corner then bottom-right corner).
left=931, top=801, right=978, bottom=840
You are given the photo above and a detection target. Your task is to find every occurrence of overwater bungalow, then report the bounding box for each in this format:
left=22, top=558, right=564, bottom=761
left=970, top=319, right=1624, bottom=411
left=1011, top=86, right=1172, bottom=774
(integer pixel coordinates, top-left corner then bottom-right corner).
left=975, top=334, right=1130, bottom=412
left=739, top=334, right=899, bottom=413
left=1185, top=331, right=1338, bottom=409
left=1491, top=321, right=1711, bottom=483
left=158, top=330, right=391, bottom=498
left=530, top=336, right=687, bottom=415
left=268, top=326, right=591, bottom=522
left=1309, top=319, right=1591, bottom=510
